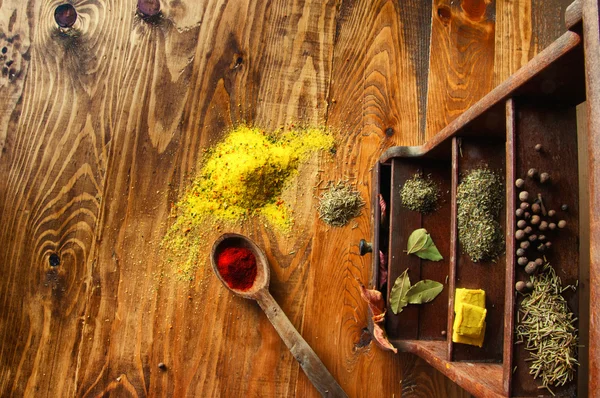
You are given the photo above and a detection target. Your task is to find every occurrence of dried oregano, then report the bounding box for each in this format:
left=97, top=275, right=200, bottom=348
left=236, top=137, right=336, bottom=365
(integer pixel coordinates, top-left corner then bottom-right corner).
left=318, top=182, right=364, bottom=227
left=457, top=168, right=504, bottom=262
left=401, top=174, right=440, bottom=213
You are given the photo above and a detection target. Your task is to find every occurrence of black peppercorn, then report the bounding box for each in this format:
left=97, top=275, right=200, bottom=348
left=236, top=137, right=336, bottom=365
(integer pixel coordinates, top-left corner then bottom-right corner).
left=561, top=204, right=569, bottom=211
left=158, top=362, right=167, bottom=370
left=518, top=257, right=529, bottom=266
left=515, top=178, right=525, bottom=188
left=534, top=144, right=543, bottom=152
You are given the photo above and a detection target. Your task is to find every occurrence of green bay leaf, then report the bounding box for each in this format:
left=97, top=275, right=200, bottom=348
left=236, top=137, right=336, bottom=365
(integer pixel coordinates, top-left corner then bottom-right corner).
left=415, top=235, right=443, bottom=261
left=389, top=268, right=411, bottom=314
left=405, top=280, right=443, bottom=304
left=407, top=228, right=428, bottom=254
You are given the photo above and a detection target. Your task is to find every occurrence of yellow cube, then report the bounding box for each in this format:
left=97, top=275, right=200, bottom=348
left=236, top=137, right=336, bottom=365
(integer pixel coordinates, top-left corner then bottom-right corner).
left=454, top=303, right=487, bottom=337
left=453, top=322, right=486, bottom=348
left=454, top=288, right=485, bottom=312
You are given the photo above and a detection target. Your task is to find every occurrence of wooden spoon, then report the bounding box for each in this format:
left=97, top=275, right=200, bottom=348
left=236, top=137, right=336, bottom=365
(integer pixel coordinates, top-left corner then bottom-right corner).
left=211, top=233, right=348, bottom=397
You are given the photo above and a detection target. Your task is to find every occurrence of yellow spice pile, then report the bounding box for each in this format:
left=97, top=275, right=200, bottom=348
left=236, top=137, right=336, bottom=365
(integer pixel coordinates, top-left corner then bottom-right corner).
left=163, top=124, right=334, bottom=279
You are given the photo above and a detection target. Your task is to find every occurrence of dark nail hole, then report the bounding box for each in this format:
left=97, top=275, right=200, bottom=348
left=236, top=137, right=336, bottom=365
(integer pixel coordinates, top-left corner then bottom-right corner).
left=55, top=4, right=77, bottom=28
left=385, top=127, right=394, bottom=137
left=236, top=56, right=243, bottom=65
left=437, top=6, right=451, bottom=23
left=138, top=0, right=161, bottom=18
left=2, top=67, right=7, bottom=76
left=1, top=47, right=7, bottom=54
left=6, top=60, right=13, bottom=67
left=49, top=253, right=61, bottom=267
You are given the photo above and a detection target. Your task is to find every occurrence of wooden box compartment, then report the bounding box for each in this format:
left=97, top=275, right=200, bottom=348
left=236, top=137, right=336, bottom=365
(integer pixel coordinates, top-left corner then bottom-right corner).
left=369, top=23, right=588, bottom=397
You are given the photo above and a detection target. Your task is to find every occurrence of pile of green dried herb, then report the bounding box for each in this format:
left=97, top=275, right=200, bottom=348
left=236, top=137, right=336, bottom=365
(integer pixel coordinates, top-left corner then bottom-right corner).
left=457, top=168, right=504, bottom=262
left=400, top=174, right=440, bottom=213
left=515, top=263, right=578, bottom=394
left=318, top=182, right=364, bottom=227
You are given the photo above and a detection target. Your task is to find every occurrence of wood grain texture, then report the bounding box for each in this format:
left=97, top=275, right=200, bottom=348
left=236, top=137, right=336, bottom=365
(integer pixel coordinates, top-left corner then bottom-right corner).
left=425, top=0, right=496, bottom=139
left=0, top=0, right=574, bottom=397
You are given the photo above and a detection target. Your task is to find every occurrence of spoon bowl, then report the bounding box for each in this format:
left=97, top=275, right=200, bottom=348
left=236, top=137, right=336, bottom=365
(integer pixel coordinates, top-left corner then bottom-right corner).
left=210, top=233, right=270, bottom=298
left=210, top=232, right=348, bottom=397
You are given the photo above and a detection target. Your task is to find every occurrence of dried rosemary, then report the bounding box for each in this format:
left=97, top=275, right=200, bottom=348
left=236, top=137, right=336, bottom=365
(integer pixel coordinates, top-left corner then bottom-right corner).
left=515, top=262, right=578, bottom=394
left=400, top=174, right=440, bottom=213
left=318, top=182, right=364, bottom=227
left=457, top=168, right=504, bottom=262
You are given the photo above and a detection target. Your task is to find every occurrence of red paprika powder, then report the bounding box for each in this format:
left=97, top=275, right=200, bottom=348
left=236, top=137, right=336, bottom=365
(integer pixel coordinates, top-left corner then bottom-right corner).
left=217, top=247, right=257, bottom=291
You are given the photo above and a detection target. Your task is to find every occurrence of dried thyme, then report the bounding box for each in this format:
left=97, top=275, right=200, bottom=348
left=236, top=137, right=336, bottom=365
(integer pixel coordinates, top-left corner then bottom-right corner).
left=318, top=182, right=364, bottom=227
left=400, top=174, right=440, bottom=213
left=515, top=262, right=578, bottom=394
left=457, top=168, right=504, bottom=262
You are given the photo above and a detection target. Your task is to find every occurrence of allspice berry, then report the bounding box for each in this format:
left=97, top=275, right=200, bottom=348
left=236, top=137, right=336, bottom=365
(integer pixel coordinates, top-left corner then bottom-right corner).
left=516, top=208, right=525, bottom=218
left=517, top=219, right=527, bottom=229
left=538, top=234, right=546, bottom=241
left=519, top=191, right=529, bottom=202
left=535, top=258, right=543, bottom=266
left=520, top=202, right=530, bottom=210
left=525, top=262, right=538, bottom=274
left=515, top=230, right=526, bottom=240
left=549, top=222, right=557, bottom=230
left=531, top=215, right=540, bottom=225
left=531, top=203, right=541, bottom=214
left=527, top=168, right=539, bottom=179
left=516, top=281, right=527, bottom=292
left=545, top=241, right=552, bottom=249
left=548, top=209, right=556, bottom=217
left=526, top=281, right=534, bottom=290
left=518, top=257, right=529, bottom=266
left=516, top=248, right=526, bottom=257
left=528, top=234, right=538, bottom=242
left=524, top=212, right=532, bottom=220
left=540, top=172, right=550, bottom=184
left=534, top=144, right=543, bottom=152
left=524, top=226, right=533, bottom=235
left=515, top=178, right=525, bottom=188
left=558, top=220, right=567, bottom=229
left=539, top=221, right=548, bottom=231
left=520, top=241, right=531, bottom=249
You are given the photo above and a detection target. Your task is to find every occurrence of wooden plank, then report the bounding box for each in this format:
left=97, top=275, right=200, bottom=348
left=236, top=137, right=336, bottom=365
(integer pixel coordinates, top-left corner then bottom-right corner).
left=381, top=30, right=583, bottom=163
left=453, top=138, right=507, bottom=363
left=582, top=0, right=600, bottom=394
left=511, top=101, right=579, bottom=397
left=447, top=138, right=460, bottom=362
left=503, top=98, right=516, bottom=396
left=425, top=0, right=496, bottom=139
left=566, top=0, right=583, bottom=30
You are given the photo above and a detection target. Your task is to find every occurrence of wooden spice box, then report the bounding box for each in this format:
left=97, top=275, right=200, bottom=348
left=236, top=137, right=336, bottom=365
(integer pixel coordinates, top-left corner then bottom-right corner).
left=368, top=3, right=591, bottom=396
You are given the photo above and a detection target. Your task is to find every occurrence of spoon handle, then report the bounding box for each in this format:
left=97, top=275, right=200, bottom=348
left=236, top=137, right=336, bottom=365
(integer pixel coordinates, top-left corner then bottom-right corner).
left=255, top=289, right=348, bottom=398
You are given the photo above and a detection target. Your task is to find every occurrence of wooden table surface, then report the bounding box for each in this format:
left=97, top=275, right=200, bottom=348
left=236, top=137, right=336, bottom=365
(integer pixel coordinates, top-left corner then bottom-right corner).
left=0, top=0, right=572, bottom=396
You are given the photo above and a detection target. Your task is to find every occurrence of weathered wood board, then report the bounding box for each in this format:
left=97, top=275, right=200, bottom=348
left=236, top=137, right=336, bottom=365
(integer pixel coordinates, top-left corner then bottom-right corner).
left=0, top=0, right=571, bottom=396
